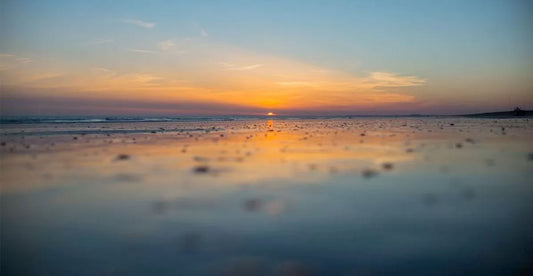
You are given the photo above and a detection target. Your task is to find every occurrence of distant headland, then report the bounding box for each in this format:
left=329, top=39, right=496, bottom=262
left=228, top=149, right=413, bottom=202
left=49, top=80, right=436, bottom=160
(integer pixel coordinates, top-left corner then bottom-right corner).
left=460, top=107, right=532, bottom=118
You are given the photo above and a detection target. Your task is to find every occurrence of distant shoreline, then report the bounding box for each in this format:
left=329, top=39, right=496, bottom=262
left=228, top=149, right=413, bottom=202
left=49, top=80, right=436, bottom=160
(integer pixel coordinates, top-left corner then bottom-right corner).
left=0, top=109, right=531, bottom=123
left=458, top=109, right=532, bottom=118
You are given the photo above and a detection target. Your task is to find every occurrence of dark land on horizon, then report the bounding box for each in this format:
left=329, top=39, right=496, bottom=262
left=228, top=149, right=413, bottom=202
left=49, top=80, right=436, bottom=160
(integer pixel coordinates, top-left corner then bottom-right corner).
left=459, top=107, right=532, bottom=118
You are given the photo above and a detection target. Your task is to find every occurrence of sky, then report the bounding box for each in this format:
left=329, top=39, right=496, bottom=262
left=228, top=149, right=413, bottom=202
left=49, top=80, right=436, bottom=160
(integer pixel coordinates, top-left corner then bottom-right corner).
left=1, top=0, right=532, bottom=116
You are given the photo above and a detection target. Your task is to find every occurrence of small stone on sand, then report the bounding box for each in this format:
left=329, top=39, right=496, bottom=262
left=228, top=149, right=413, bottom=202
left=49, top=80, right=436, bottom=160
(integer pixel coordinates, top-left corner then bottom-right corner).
left=193, top=165, right=210, bottom=173
left=243, top=198, right=262, bottom=211
left=362, top=169, right=378, bottom=178
left=382, top=162, right=394, bottom=171
left=115, top=154, right=130, bottom=161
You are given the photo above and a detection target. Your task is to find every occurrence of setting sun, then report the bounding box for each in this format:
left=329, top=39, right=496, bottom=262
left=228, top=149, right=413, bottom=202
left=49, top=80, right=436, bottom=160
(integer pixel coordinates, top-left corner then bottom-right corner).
left=267, top=112, right=275, bottom=116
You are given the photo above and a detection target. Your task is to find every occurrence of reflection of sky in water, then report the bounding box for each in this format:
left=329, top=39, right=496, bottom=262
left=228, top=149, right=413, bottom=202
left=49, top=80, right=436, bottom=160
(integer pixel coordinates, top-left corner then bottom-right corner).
left=1, top=119, right=533, bottom=275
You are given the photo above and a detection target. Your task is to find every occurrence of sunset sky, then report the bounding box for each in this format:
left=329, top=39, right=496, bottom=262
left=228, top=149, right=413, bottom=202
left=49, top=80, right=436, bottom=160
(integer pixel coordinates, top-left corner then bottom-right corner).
left=1, top=0, right=532, bottom=115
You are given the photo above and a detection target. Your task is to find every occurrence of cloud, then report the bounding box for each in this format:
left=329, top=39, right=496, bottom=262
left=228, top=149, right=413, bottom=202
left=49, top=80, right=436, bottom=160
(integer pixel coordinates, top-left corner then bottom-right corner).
left=128, top=39, right=188, bottom=55
left=92, top=67, right=113, bottom=73
left=158, top=40, right=175, bottom=50
left=276, top=81, right=315, bottom=87
left=200, top=27, right=208, bottom=37
left=368, top=72, right=426, bottom=87
left=127, top=48, right=156, bottom=54
left=0, top=54, right=31, bottom=63
left=220, top=62, right=264, bottom=71
left=122, top=19, right=155, bottom=28
left=26, top=73, right=67, bottom=85
left=89, top=39, right=114, bottom=45
left=0, top=54, right=32, bottom=71
left=1, top=39, right=427, bottom=114
left=157, top=40, right=187, bottom=54
left=130, top=74, right=163, bottom=84
left=16, top=58, right=32, bottom=64
left=0, top=88, right=264, bottom=116
left=91, top=67, right=116, bottom=77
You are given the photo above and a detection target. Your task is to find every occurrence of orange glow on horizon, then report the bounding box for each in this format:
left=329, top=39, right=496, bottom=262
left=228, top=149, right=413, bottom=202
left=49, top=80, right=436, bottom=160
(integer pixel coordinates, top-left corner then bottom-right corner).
left=0, top=40, right=425, bottom=113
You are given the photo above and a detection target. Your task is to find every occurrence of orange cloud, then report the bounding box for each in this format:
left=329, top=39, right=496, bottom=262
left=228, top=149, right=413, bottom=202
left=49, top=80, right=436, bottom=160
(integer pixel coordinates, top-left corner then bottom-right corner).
left=0, top=40, right=425, bottom=112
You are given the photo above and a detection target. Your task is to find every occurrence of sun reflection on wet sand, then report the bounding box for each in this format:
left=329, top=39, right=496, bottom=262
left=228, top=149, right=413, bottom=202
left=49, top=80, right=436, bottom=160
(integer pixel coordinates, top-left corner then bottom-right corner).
left=0, top=119, right=425, bottom=192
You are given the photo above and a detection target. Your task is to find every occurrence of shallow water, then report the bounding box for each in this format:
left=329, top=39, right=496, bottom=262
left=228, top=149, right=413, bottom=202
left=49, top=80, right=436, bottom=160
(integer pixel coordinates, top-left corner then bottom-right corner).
left=1, top=118, right=532, bottom=275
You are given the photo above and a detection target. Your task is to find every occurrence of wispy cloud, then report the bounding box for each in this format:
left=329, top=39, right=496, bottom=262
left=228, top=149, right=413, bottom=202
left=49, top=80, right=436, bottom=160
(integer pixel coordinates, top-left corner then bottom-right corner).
left=122, top=18, right=155, bottom=28
left=16, top=58, right=32, bottom=64
left=276, top=81, right=315, bottom=87
left=368, top=72, right=425, bottom=87
left=0, top=54, right=32, bottom=70
left=89, top=39, right=114, bottom=45
left=29, top=72, right=66, bottom=82
left=0, top=54, right=31, bottom=63
left=127, top=48, right=156, bottom=54
left=157, top=40, right=186, bottom=54
left=200, top=27, right=208, bottom=37
left=220, top=62, right=264, bottom=71
left=158, top=40, right=175, bottom=50
left=2, top=41, right=427, bottom=113
left=91, top=67, right=116, bottom=77
left=130, top=74, right=163, bottom=84
left=92, top=67, right=113, bottom=72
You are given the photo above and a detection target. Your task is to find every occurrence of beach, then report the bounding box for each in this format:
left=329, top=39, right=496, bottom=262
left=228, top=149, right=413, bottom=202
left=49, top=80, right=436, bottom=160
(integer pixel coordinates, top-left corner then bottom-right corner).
left=1, top=117, right=533, bottom=275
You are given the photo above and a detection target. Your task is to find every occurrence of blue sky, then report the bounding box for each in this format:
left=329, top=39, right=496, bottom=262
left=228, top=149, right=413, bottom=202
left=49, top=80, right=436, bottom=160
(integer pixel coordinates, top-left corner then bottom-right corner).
left=1, top=0, right=532, bottom=115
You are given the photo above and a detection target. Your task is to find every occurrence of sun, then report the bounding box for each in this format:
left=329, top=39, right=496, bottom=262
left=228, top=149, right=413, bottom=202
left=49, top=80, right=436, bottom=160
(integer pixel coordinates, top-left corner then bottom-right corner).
left=267, top=112, right=275, bottom=116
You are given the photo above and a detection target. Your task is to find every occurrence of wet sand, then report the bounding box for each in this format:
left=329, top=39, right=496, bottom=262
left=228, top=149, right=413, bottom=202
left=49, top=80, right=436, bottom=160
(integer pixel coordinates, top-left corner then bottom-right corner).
left=1, top=118, right=533, bottom=275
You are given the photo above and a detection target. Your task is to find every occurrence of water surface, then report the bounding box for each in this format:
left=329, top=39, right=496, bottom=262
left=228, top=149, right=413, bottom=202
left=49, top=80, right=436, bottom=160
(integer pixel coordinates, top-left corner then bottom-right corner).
left=1, top=118, right=532, bottom=275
